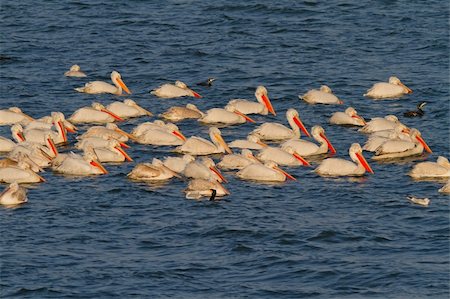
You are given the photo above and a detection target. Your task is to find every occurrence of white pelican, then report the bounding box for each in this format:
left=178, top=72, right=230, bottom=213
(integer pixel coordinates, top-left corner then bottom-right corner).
left=159, top=103, right=204, bottom=122
left=151, top=80, right=202, bottom=98
left=9, top=133, right=58, bottom=168
left=315, top=143, right=374, bottom=177
left=89, top=140, right=133, bottom=163
left=52, top=148, right=108, bottom=176
left=250, top=108, right=310, bottom=141
left=281, top=125, right=336, bottom=157
left=175, top=127, right=232, bottom=155
left=0, top=107, right=34, bottom=125
left=0, top=161, right=46, bottom=183
left=329, top=107, right=366, bottom=126
left=131, top=120, right=167, bottom=138
left=225, top=85, right=276, bottom=116
left=64, top=65, right=87, bottom=77
left=0, top=183, right=28, bottom=206
left=237, top=161, right=296, bottom=182
left=135, top=123, right=186, bottom=146
left=78, top=123, right=135, bottom=143
left=439, top=180, right=450, bottom=194
left=75, top=71, right=131, bottom=95
left=372, top=129, right=432, bottom=160
left=25, top=112, right=77, bottom=133
left=363, top=124, right=410, bottom=152
left=24, top=112, right=68, bottom=145
left=358, top=115, right=401, bottom=133
left=408, top=156, right=450, bottom=179
left=106, top=99, right=153, bottom=119
left=228, top=134, right=268, bottom=150
left=364, top=76, right=412, bottom=99
left=0, top=136, right=16, bottom=152
left=184, top=179, right=230, bottom=199
left=217, top=149, right=259, bottom=170
left=0, top=152, right=43, bottom=173
left=128, top=158, right=180, bottom=181
left=163, top=154, right=195, bottom=173
left=75, top=136, right=129, bottom=150
left=183, top=157, right=227, bottom=183
left=257, top=146, right=310, bottom=166
left=69, top=102, right=124, bottom=124
left=198, top=106, right=255, bottom=125
left=299, top=85, right=343, bottom=105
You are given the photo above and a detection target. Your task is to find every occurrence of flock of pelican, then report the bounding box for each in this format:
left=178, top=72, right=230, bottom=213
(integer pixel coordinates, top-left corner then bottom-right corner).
left=0, top=67, right=448, bottom=205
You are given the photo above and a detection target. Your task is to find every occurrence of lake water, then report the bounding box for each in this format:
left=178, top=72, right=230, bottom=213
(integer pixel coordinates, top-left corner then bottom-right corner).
left=1, top=1, right=449, bottom=298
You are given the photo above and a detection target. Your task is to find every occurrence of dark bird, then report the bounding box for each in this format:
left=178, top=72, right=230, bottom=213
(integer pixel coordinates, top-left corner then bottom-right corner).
left=404, top=102, right=426, bottom=117
left=197, top=78, right=216, bottom=87
left=209, top=189, right=218, bottom=201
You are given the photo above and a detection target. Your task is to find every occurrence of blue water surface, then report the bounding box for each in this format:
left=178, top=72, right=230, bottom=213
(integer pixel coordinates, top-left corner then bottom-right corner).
left=1, top=1, right=449, bottom=298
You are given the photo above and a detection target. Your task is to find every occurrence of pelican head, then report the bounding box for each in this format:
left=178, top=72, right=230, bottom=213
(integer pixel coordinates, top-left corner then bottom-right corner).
left=349, top=143, right=374, bottom=174
left=311, top=125, right=336, bottom=154
left=70, top=65, right=81, bottom=71
left=409, top=128, right=432, bottom=153
left=175, top=81, right=188, bottom=89
left=388, top=76, right=412, bottom=94
left=286, top=108, right=310, bottom=137
left=8, top=107, right=22, bottom=113
left=255, top=85, right=276, bottom=116
left=209, top=127, right=232, bottom=154
left=11, top=124, right=25, bottom=142
left=320, top=85, right=332, bottom=93
left=111, top=71, right=131, bottom=94
left=437, top=156, right=450, bottom=168
left=85, top=146, right=108, bottom=174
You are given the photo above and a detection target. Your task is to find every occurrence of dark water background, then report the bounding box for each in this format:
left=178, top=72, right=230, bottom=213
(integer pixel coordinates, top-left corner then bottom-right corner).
left=1, top=1, right=449, bottom=298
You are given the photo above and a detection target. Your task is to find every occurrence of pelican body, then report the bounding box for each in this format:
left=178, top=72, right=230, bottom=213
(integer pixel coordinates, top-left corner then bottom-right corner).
left=159, top=104, right=204, bottom=122
left=364, top=76, right=412, bottom=99
left=251, top=108, right=310, bottom=141
left=78, top=123, right=134, bottom=143
left=183, top=157, right=227, bottom=183
left=358, top=115, right=400, bottom=134
left=75, top=71, right=131, bottom=95
left=151, top=81, right=202, bottom=99
left=64, top=65, right=86, bottom=77
left=163, top=154, right=195, bottom=173
left=184, top=179, right=230, bottom=199
left=0, top=107, right=34, bottom=125
left=257, top=146, right=310, bottom=166
left=300, top=85, right=343, bottom=105
left=135, top=123, right=186, bottom=146
left=69, top=102, right=124, bottom=124
left=198, top=107, right=255, bottom=125
left=0, top=183, right=28, bottom=206
left=225, top=85, right=276, bottom=116
left=106, top=99, right=153, bottom=119
left=372, top=129, right=432, bottom=160
left=175, top=127, right=232, bottom=155
left=315, top=143, right=374, bottom=177
left=237, top=161, right=296, bottom=182
left=24, top=112, right=68, bottom=145
left=90, top=140, right=132, bottom=163
left=217, top=149, right=258, bottom=170
left=0, top=136, right=16, bottom=152
left=128, top=158, right=180, bottom=181
left=408, top=156, right=450, bottom=179
left=281, top=126, right=336, bottom=157
left=229, top=134, right=268, bottom=150
left=0, top=161, right=45, bottom=183
left=52, top=149, right=108, bottom=176
left=329, top=107, right=366, bottom=126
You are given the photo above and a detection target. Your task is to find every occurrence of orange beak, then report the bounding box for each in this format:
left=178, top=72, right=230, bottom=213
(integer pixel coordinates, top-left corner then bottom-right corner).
left=115, top=128, right=137, bottom=141
left=351, top=115, right=366, bottom=125
left=261, top=94, right=276, bottom=116
left=172, top=130, right=187, bottom=142
left=17, top=132, right=26, bottom=142
left=190, top=89, right=202, bottom=98
left=115, top=146, right=133, bottom=161
left=90, top=160, right=108, bottom=174
left=209, top=166, right=228, bottom=183
left=274, top=165, right=296, bottom=180
left=119, top=142, right=130, bottom=149
left=117, top=77, right=131, bottom=94
left=233, top=110, right=255, bottom=123
left=416, top=135, right=432, bottom=153
left=101, top=109, right=124, bottom=122
left=293, top=116, right=310, bottom=137
left=47, top=137, right=58, bottom=157
left=293, top=152, right=310, bottom=166
left=57, top=121, right=68, bottom=143
left=400, top=82, right=413, bottom=94
left=356, top=152, right=374, bottom=174
left=319, top=132, right=336, bottom=154
left=214, top=133, right=232, bottom=154
left=256, top=140, right=268, bottom=147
